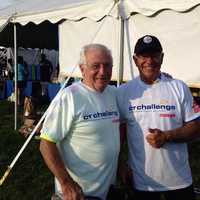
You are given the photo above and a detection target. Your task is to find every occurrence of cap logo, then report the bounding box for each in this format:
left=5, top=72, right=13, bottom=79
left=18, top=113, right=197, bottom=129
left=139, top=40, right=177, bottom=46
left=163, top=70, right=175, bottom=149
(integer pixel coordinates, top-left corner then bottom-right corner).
left=143, top=36, right=152, bottom=44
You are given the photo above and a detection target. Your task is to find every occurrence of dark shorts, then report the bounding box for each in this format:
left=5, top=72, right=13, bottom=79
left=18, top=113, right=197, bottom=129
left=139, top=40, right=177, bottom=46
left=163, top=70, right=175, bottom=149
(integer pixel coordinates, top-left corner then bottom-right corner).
left=51, top=194, right=102, bottom=200
left=134, top=184, right=196, bottom=200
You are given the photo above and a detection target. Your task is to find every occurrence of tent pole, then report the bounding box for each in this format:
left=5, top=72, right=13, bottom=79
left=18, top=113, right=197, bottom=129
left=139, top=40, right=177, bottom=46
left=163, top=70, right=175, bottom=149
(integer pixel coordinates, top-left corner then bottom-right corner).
left=0, top=74, right=74, bottom=186
left=117, top=2, right=124, bottom=87
left=14, top=23, right=18, bottom=130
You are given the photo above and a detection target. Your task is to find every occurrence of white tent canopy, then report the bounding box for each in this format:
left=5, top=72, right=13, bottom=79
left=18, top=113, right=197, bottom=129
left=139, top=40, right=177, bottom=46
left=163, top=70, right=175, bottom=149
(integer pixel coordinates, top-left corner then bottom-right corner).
left=0, top=0, right=200, bottom=23
left=0, top=0, right=200, bottom=85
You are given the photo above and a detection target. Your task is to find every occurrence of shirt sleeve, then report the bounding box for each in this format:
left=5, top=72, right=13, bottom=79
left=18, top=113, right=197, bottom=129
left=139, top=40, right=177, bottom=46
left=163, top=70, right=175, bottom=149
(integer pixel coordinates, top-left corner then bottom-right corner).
left=40, top=88, right=74, bottom=143
left=180, top=81, right=200, bottom=122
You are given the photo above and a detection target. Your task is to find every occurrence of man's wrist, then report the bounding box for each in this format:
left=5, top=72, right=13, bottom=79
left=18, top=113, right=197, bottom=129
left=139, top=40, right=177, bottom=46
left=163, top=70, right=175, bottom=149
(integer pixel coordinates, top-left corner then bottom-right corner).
left=164, top=132, right=173, bottom=142
left=59, top=173, right=74, bottom=186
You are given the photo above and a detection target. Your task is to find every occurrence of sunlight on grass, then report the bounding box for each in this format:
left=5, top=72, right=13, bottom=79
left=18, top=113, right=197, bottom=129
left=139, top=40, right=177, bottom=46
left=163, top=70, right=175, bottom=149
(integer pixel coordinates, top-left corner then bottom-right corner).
left=0, top=100, right=200, bottom=199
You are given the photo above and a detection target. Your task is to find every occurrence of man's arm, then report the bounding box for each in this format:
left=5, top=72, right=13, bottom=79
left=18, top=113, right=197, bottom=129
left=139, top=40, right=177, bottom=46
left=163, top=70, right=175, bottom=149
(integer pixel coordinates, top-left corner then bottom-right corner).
left=146, top=119, right=200, bottom=148
left=39, top=139, right=84, bottom=200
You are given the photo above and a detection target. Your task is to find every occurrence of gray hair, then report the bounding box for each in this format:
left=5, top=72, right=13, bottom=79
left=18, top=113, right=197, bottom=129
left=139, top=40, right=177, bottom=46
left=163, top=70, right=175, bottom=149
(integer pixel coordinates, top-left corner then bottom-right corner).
left=79, top=43, right=113, bottom=65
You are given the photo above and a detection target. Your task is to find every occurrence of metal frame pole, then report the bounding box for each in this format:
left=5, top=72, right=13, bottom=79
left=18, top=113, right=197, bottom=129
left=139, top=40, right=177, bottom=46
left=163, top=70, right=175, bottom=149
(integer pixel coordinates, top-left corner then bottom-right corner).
left=14, top=23, right=18, bottom=130
left=117, top=0, right=124, bottom=86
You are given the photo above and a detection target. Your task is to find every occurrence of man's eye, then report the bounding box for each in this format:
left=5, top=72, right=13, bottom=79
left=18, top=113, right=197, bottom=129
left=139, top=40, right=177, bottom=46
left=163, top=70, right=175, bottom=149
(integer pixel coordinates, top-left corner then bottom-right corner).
left=91, top=64, right=100, bottom=69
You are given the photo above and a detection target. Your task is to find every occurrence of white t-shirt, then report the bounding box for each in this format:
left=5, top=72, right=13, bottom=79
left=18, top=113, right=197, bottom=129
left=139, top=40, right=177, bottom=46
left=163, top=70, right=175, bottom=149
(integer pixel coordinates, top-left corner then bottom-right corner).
left=117, top=74, right=199, bottom=191
left=40, top=82, right=120, bottom=199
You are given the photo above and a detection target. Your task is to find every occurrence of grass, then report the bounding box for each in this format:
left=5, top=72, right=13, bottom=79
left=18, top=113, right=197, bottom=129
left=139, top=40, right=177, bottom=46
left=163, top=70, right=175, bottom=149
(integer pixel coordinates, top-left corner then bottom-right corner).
left=0, top=100, right=53, bottom=200
left=0, top=100, right=200, bottom=199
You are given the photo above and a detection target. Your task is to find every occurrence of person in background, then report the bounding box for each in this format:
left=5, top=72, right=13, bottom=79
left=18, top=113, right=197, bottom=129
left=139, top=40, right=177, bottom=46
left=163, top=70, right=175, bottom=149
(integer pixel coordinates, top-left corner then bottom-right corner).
left=17, top=56, right=28, bottom=106
left=39, top=53, right=53, bottom=96
left=40, top=44, right=120, bottom=200
left=40, top=53, right=53, bottom=82
left=117, top=35, right=200, bottom=200
left=7, top=58, right=14, bottom=80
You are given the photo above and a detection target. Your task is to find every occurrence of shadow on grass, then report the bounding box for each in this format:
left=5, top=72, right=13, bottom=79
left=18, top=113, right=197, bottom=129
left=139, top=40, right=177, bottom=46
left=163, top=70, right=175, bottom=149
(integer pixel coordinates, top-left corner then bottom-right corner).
left=0, top=100, right=53, bottom=200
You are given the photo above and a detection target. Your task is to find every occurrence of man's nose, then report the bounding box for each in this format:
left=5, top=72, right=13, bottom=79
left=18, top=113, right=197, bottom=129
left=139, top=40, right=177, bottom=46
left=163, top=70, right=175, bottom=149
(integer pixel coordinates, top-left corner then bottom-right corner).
left=98, top=64, right=107, bottom=73
left=145, top=56, right=154, bottom=64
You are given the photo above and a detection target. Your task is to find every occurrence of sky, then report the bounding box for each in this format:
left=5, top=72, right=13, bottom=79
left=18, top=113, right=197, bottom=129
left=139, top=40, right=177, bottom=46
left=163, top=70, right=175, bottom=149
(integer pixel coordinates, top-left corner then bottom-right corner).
left=0, top=0, right=13, bottom=9
left=0, top=0, right=88, bottom=11
left=0, top=0, right=27, bottom=10
left=0, top=0, right=13, bottom=8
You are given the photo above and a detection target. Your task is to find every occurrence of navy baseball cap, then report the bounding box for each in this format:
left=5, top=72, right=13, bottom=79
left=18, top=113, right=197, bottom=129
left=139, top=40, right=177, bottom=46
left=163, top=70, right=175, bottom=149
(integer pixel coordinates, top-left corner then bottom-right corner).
left=134, top=35, right=163, bottom=55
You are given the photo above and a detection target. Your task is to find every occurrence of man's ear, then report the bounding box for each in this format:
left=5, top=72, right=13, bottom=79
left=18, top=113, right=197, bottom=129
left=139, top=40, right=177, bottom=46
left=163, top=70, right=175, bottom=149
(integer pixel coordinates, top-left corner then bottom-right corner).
left=133, top=55, right=138, bottom=67
left=79, top=64, right=84, bottom=72
left=79, top=64, right=85, bottom=77
left=160, top=53, right=164, bottom=65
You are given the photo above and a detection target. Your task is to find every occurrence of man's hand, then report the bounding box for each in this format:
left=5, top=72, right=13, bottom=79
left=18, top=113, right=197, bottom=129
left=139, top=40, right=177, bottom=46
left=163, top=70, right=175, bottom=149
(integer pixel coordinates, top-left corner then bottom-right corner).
left=146, top=128, right=167, bottom=148
left=40, top=140, right=85, bottom=200
left=61, top=179, right=84, bottom=200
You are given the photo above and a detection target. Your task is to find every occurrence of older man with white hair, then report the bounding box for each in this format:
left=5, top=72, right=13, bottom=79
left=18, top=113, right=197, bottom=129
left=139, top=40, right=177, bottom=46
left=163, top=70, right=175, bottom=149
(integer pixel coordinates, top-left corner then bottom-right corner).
left=40, top=44, right=120, bottom=200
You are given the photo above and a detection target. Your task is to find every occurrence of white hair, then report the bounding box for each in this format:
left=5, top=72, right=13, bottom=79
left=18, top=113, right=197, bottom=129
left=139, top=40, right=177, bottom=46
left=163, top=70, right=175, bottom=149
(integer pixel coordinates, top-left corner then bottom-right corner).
left=79, top=43, right=113, bottom=65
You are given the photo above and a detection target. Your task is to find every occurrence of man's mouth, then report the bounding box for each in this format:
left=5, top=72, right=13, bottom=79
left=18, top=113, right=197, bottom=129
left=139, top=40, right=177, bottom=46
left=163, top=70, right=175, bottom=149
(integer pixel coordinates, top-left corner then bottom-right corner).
left=96, top=77, right=107, bottom=81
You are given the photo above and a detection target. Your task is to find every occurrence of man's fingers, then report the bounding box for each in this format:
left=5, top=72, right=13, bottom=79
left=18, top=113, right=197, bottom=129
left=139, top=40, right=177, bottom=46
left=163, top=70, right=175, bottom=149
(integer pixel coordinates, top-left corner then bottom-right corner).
left=146, top=133, right=156, bottom=141
left=146, top=133, right=165, bottom=148
left=62, top=181, right=83, bottom=200
left=149, top=128, right=162, bottom=134
left=148, top=128, right=156, bottom=133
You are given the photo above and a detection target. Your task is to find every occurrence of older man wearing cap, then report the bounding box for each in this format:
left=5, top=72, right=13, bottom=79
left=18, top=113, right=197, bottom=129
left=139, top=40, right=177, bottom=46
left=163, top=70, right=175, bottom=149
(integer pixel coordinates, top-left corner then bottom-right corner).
left=117, top=35, right=200, bottom=200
